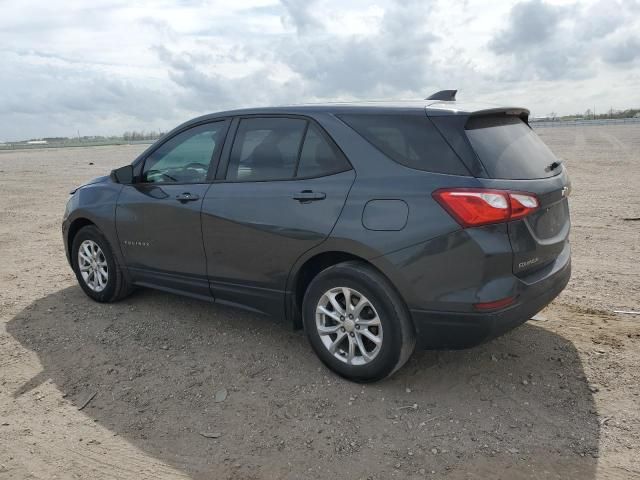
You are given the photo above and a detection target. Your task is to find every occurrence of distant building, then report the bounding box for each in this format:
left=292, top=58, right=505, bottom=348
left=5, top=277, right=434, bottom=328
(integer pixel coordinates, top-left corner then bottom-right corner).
left=634, top=112, right=640, bottom=118
left=26, top=140, right=47, bottom=145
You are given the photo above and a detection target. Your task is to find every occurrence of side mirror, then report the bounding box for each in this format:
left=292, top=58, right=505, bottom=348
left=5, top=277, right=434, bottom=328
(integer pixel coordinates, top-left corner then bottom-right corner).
left=111, top=165, right=134, bottom=184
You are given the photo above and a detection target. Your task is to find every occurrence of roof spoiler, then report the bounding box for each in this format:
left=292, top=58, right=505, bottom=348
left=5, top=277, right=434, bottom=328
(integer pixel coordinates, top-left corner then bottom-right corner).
left=426, top=90, right=457, bottom=101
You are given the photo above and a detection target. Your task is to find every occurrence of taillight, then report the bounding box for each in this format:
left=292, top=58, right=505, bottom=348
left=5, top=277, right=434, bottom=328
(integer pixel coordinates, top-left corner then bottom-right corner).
left=433, top=188, right=539, bottom=227
left=509, top=193, right=539, bottom=220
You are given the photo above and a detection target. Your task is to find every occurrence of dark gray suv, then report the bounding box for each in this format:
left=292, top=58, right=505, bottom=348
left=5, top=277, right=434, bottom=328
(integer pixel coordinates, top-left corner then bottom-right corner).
left=63, top=93, right=571, bottom=381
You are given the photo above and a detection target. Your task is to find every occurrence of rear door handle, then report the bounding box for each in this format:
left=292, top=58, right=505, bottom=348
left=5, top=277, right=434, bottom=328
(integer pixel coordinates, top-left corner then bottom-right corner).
left=292, top=190, right=326, bottom=202
left=176, top=192, right=200, bottom=203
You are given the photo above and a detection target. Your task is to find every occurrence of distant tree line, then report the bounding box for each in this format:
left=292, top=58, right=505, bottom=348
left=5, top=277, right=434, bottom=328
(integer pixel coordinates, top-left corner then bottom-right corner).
left=538, top=108, right=640, bottom=122
left=4, top=131, right=167, bottom=146
left=122, top=130, right=166, bottom=141
left=579, top=108, right=640, bottom=120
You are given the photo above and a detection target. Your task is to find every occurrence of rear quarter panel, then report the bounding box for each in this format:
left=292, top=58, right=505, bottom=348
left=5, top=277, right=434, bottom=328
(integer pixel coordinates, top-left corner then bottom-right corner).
left=308, top=113, right=484, bottom=251
left=289, top=113, right=504, bottom=309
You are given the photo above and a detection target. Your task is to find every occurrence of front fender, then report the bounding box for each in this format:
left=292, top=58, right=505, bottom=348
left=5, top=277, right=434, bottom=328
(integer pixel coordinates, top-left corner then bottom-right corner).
left=62, top=182, right=124, bottom=269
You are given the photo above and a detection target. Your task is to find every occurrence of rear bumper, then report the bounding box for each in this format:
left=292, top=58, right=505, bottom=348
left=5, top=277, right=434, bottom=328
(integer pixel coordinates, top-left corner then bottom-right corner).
left=410, top=252, right=571, bottom=349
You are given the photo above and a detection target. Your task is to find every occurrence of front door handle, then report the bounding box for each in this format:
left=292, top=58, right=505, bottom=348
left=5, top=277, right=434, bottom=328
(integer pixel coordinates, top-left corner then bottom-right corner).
left=176, top=192, right=200, bottom=203
left=292, top=190, right=326, bottom=203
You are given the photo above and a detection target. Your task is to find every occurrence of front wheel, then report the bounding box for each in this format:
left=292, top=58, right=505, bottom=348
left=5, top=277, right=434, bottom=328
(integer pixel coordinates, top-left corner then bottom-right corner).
left=71, top=225, right=132, bottom=302
left=302, top=261, right=415, bottom=382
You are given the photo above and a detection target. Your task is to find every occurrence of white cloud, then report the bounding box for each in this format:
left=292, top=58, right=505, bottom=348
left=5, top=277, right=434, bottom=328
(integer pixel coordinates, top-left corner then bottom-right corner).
left=488, top=0, right=640, bottom=80
left=1, top=0, right=639, bottom=140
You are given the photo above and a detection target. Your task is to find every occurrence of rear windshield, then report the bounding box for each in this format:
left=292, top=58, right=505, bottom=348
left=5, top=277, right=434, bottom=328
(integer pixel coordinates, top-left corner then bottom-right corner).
left=339, top=114, right=469, bottom=175
left=465, top=115, right=560, bottom=179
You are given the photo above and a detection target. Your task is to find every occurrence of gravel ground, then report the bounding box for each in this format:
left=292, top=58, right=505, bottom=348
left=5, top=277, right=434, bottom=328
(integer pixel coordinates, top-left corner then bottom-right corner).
left=0, top=126, right=639, bottom=479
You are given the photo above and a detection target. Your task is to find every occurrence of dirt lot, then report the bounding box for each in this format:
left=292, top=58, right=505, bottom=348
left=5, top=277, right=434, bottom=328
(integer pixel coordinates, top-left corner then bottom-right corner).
left=1, top=125, right=639, bottom=479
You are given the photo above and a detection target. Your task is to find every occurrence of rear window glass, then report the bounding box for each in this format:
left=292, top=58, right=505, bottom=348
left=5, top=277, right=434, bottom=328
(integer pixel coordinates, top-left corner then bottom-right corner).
left=465, top=115, right=560, bottom=179
left=338, top=114, right=469, bottom=175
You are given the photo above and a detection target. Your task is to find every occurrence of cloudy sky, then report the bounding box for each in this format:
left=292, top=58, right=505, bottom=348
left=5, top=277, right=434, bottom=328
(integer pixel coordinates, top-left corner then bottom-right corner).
left=1, top=0, right=639, bottom=140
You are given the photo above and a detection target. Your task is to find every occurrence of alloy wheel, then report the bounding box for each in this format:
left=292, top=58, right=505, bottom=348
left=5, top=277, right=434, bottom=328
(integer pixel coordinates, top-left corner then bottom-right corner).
left=315, top=287, right=383, bottom=365
left=77, top=239, right=109, bottom=292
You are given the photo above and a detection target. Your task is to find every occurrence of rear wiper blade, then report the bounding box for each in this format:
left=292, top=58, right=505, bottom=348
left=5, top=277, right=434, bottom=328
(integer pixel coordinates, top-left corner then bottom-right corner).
left=546, top=160, right=563, bottom=172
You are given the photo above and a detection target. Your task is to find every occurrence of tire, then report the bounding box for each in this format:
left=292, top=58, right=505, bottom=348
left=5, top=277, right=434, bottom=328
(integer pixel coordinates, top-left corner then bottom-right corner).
left=71, top=225, right=133, bottom=303
left=302, top=261, right=415, bottom=382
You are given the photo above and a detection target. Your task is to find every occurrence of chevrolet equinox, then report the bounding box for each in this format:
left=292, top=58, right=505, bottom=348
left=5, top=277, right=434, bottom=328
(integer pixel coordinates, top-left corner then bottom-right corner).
left=62, top=91, right=571, bottom=382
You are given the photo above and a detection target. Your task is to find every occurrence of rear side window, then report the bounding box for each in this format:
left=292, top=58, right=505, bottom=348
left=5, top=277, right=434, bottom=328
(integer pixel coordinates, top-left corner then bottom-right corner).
left=465, top=115, right=560, bottom=179
left=297, top=124, right=350, bottom=178
left=338, top=114, right=469, bottom=175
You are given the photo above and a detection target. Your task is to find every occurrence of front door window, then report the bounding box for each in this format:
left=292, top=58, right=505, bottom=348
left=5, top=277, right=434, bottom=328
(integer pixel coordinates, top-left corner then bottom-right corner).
left=142, top=122, right=226, bottom=183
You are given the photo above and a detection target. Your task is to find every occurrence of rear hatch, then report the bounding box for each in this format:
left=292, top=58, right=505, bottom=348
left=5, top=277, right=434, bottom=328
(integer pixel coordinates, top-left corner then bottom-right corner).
left=430, top=110, right=571, bottom=276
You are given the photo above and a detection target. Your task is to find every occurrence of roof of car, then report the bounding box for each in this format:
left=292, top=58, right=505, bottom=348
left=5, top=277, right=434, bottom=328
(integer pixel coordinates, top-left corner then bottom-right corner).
left=177, top=100, right=529, bottom=132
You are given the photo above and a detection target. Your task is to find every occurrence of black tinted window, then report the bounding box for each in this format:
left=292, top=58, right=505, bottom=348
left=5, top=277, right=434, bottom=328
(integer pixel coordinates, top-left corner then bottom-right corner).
left=465, top=115, right=559, bottom=179
left=339, top=114, right=469, bottom=175
left=297, top=125, right=350, bottom=177
left=143, top=122, right=225, bottom=183
left=227, top=118, right=306, bottom=181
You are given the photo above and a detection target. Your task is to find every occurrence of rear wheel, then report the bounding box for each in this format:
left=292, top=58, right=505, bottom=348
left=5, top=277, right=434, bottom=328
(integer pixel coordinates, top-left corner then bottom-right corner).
left=71, top=225, right=132, bottom=302
left=302, top=261, right=415, bottom=382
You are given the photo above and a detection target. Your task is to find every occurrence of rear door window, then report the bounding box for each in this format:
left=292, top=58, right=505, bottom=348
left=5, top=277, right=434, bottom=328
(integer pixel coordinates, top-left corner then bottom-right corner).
left=226, top=118, right=350, bottom=181
left=465, top=115, right=560, bottom=179
left=338, top=114, right=469, bottom=175
left=227, top=118, right=307, bottom=181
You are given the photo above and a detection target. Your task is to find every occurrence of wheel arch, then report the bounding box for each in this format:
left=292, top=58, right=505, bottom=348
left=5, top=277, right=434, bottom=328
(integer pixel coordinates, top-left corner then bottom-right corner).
left=66, top=217, right=97, bottom=260
left=66, top=215, right=127, bottom=278
left=287, top=249, right=407, bottom=330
